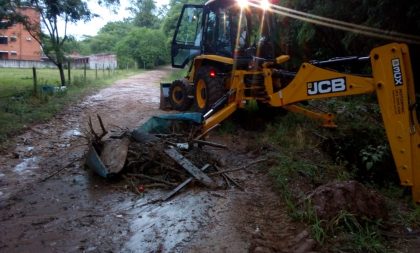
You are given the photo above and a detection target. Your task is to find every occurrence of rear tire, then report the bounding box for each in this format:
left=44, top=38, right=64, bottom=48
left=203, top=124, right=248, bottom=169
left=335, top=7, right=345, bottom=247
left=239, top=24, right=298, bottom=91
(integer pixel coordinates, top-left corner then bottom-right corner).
left=194, top=66, right=225, bottom=113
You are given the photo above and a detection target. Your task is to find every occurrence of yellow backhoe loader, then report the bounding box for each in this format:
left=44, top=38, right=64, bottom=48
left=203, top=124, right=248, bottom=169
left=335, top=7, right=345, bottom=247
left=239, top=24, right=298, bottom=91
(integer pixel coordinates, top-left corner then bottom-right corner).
left=165, top=0, right=420, bottom=202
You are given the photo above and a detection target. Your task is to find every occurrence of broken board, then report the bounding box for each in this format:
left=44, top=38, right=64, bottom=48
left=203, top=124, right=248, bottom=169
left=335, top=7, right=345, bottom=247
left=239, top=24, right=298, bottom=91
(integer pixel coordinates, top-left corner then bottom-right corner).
left=164, top=148, right=215, bottom=187
left=162, top=164, right=211, bottom=201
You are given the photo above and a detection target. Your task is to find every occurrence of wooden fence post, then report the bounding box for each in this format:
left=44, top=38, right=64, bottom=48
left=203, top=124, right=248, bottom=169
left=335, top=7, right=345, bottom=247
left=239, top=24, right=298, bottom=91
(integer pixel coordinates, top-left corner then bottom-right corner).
left=32, top=67, right=37, bottom=95
left=84, top=62, right=87, bottom=82
left=67, top=61, right=71, bottom=85
left=95, top=64, right=98, bottom=79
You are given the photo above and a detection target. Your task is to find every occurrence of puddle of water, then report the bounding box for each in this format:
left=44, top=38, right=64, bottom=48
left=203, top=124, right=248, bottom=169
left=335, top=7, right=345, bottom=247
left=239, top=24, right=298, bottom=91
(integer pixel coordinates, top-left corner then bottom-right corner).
left=123, top=191, right=213, bottom=252
left=13, top=157, right=39, bottom=174
left=81, top=94, right=105, bottom=106
left=61, top=129, right=83, bottom=139
left=0, top=190, right=7, bottom=202
left=73, top=130, right=82, bottom=136
left=0, top=188, right=9, bottom=201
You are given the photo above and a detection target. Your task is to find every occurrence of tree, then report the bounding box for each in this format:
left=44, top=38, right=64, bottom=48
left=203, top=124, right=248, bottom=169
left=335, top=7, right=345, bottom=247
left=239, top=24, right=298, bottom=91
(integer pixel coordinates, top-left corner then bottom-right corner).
left=63, top=35, right=91, bottom=55
left=129, top=0, right=159, bottom=28
left=0, top=0, right=8, bottom=20
left=272, top=0, right=420, bottom=69
left=24, top=1, right=93, bottom=85
left=0, top=0, right=26, bottom=28
left=13, top=0, right=119, bottom=86
left=116, top=27, right=168, bottom=69
left=88, top=21, right=134, bottom=54
left=98, top=20, right=134, bottom=37
left=89, top=33, right=119, bottom=53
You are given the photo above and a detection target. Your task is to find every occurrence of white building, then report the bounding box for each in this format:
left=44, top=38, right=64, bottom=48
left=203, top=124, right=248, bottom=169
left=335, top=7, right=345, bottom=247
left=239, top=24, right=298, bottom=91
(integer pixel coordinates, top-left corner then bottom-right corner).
left=89, top=54, right=117, bottom=70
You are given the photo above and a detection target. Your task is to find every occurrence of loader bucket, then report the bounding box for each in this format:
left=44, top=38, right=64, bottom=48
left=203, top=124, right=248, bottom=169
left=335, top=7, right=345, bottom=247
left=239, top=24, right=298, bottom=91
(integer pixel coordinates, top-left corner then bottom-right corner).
left=160, top=83, right=172, bottom=110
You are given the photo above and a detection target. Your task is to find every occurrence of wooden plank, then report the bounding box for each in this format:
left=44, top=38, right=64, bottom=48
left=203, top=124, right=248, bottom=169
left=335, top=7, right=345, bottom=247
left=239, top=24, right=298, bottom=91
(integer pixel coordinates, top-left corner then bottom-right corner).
left=192, top=139, right=227, bottom=149
left=162, top=164, right=210, bottom=201
left=164, top=148, right=215, bottom=187
left=214, top=164, right=244, bottom=191
left=194, top=124, right=220, bottom=140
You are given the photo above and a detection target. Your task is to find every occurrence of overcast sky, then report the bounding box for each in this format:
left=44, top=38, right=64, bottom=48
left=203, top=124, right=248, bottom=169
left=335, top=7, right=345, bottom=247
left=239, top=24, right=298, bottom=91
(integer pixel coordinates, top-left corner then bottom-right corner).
left=61, top=0, right=169, bottom=39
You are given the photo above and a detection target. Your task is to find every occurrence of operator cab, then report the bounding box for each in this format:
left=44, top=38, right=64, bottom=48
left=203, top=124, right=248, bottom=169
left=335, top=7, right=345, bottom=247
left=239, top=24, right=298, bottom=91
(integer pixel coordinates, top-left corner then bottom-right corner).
left=171, top=0, right=276, bottom=69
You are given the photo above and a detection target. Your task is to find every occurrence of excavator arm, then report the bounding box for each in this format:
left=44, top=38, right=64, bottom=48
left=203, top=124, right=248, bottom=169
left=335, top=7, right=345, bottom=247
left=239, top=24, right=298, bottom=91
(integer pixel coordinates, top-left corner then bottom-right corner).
left=272, top=43, right=420, bottom=202
left=202, top=43, right=420, bottom=202
left=371, top=43, right=420, bottom=202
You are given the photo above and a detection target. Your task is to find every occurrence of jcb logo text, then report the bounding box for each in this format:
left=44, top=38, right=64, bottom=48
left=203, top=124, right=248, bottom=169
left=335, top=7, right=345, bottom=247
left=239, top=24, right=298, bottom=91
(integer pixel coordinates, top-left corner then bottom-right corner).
left=307, top=77, right=346, bottom=96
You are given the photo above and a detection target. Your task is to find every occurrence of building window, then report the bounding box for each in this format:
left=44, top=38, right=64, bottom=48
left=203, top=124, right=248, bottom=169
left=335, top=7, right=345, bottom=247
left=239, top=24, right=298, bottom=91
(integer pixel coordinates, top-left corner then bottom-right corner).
left=10, top=51, right=17, bottom=56
left=0, top=36, right=7, bottom=44
left=10, top=36, right=17, bottom=42
left=0, top=21, right=8, bottom=29
left=0, top=52, right=8, bottom=59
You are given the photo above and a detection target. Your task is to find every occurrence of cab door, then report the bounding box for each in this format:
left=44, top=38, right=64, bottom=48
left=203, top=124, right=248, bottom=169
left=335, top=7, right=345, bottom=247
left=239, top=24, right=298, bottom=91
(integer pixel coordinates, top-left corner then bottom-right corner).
left=171, top=4, right=204, bottom=68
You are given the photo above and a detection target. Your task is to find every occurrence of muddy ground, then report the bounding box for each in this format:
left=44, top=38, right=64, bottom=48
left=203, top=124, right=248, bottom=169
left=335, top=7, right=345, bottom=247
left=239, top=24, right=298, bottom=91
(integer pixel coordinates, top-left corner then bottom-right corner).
left=0, top=66, right=311, bottom=253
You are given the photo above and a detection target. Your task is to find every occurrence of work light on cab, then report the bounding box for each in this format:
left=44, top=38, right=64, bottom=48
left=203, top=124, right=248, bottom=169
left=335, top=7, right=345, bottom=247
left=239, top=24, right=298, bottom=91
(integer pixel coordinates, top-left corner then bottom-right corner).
left=261, top=0, right=270, bottom=10
left=237, top=0, right=248, bottom=9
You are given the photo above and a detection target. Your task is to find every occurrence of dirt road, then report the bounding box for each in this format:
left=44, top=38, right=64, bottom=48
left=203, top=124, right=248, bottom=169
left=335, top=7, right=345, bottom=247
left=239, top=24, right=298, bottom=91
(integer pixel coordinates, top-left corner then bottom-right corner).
left=0, top=67, right=306, bottom=253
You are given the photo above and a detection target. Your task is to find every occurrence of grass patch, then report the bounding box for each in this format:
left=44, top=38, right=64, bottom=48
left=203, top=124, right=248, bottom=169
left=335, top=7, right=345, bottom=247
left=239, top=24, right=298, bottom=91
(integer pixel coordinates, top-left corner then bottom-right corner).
left=216, top=119, right=237, bottom=135
left=0, top=68, right=124, bottom=98
left=254, top=104, right=418, bottom=252
left=268, top=142, right=391, bottom=251
left=0, top=68, right=140, bottom=145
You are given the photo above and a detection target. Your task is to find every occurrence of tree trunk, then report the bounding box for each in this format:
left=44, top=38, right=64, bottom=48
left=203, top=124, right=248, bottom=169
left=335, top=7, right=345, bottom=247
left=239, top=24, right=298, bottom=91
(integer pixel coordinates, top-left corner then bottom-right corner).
left=58, top=62, right=66, bottom=86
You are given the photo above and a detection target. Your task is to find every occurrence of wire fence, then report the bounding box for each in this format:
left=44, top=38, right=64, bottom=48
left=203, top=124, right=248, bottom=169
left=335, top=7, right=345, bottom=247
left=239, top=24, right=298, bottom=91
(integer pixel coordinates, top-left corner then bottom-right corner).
left=0, top=64, right=127, bottom=100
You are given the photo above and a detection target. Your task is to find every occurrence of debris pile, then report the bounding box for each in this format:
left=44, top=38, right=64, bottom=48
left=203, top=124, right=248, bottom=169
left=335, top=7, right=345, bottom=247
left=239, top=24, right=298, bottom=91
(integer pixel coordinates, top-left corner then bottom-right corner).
left=85, top=113, right=251, bottom=200
left=124, top=133, right=220, bottom=193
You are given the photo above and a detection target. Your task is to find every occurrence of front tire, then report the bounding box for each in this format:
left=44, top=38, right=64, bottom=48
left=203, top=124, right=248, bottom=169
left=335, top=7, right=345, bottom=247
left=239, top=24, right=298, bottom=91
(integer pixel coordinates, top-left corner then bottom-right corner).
left=169, top=79, right=193, bottom=111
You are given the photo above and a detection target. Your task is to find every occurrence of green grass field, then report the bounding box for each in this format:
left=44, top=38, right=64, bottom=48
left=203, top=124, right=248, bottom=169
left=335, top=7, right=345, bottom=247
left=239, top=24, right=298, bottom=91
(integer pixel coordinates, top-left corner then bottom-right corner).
left=0, top=68, right=122, bottom=98
left=0, top=67, right=141, bottom=145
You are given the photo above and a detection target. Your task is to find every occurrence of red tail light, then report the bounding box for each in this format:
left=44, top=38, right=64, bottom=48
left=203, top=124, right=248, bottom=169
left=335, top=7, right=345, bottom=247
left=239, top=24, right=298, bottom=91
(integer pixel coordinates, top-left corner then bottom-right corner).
left=209, top=69, right=216, bottom=78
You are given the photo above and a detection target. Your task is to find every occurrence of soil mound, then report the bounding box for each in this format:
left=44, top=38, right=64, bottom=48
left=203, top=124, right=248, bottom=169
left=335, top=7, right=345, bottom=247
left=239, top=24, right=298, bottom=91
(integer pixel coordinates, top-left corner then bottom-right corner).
left=308, top=180, right=388, bottom=221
